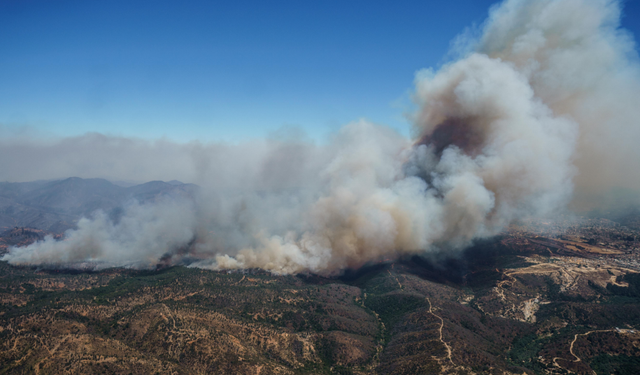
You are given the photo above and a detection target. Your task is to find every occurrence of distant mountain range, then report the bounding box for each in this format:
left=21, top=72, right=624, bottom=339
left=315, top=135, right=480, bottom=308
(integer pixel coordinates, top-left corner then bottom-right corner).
left=0, top=178, right=198, bottom=233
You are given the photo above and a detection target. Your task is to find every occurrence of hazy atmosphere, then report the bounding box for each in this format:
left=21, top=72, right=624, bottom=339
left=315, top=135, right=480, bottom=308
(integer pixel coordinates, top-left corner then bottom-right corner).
left=2, top=0, right=640, bottom=274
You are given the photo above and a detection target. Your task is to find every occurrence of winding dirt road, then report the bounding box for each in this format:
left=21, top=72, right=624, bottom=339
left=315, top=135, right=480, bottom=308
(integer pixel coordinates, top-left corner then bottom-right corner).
left=426, top=297, right=454, bottom=366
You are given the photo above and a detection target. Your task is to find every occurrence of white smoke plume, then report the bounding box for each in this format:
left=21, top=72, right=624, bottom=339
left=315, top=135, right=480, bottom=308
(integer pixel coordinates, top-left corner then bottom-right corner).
left=476, top=0, right=640, bottom=194
left=2, top=0, right=639, bottom=274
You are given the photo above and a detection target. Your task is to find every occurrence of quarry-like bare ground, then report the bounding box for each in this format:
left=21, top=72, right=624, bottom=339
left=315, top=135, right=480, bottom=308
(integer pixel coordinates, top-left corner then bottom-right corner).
left=0, top=216, right=639, bottom=374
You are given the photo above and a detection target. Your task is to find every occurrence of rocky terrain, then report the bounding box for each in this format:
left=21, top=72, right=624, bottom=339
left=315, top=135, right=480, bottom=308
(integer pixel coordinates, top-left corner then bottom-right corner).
left=0, top=213, right=639, bottom=374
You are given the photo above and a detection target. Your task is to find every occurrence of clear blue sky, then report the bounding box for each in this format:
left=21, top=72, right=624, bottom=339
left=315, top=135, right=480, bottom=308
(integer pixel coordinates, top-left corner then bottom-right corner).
left=2, top=0, right=639, bottom=142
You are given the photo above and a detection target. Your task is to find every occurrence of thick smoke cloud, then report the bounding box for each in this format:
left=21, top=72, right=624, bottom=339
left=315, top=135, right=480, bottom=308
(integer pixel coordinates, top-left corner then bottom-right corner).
left=2, top=0, right=639, bottom=274
left=4, top=200, right=197, bottom=269
left=475, top=0, right=640, bottom=194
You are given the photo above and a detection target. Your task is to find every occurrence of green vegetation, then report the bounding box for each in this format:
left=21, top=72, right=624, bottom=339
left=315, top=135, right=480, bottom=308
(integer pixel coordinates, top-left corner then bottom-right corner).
left=507, top=333, right=550, bottom=373
left=2, top=229, right=640, bottom=374
left=364, top=293, right=428, bottom=330
left=591, top=354, right=640, bottom=374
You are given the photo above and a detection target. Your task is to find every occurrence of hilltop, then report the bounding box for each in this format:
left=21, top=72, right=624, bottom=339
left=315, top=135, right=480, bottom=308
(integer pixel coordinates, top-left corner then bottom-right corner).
left=0, top=215, right=639, bottom=374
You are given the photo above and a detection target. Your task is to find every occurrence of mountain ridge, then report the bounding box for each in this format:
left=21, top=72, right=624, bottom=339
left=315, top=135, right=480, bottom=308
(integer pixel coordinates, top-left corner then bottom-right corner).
left=0, top=177, right=198, bottom=233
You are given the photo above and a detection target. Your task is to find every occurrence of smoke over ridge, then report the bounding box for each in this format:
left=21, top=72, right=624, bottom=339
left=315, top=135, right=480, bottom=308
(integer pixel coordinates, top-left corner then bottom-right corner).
left=2, top=0, right=639, bottom=274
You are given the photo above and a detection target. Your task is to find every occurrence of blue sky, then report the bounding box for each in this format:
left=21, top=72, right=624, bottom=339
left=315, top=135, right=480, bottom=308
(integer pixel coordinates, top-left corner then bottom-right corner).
left=2, top=0, right=640, bottom=142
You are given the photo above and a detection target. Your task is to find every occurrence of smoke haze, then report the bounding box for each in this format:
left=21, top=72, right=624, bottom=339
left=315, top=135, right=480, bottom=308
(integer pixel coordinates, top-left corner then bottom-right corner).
left=2, top=0, right=639, bottom=274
